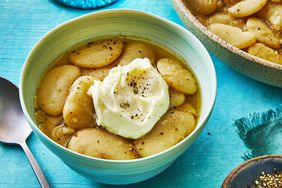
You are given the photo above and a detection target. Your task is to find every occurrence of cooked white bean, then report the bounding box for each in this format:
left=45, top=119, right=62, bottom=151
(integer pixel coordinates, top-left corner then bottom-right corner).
left=169, top=89, right=185, bottom=107
left=51, top=124, right=75, bottom=147
left=68, top=128, right=139, bottom=160
left=187, top=0, right=217, bottom=15
left=248, top=43, right=282, bottom=64
left=118, top=42, right=155, bottom=66
left=135, top=110, right=195, bottom=157
left=258, top=2, right=282, bottom=31
left=246, top=17, right=280, bottom=49
left=228, top=0, right=267, bottom=18
left=223, top=0, right=240, bottom=5
left=207, top=12, right=245, bottom=29
left=208, top=23, right=256, bottom=49
left=70, top=39, right=123, bottom=68
left=157, top=58, right=198, bottom=95
left=37, top=65, right=81, bottom=116
left=176, top=102, right=198, bottom=116
left=81, top=66, right=111, bottom=81
left=63, top=75, right=97, bottom=130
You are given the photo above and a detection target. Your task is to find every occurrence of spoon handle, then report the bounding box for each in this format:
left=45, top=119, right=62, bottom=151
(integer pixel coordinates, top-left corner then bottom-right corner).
left=20, top=142, right=50, bottom=188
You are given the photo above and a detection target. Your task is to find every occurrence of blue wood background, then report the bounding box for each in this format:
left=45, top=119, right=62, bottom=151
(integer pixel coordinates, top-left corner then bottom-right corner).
left=0, top=0, right=282, bottom=187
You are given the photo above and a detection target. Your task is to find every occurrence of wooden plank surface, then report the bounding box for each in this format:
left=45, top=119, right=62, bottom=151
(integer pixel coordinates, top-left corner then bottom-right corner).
left=0, top=0, right=282, bottom=187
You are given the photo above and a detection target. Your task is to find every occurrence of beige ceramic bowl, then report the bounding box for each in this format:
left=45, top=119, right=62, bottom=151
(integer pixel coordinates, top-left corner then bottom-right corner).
left=173, top=0, right=282, bottom=88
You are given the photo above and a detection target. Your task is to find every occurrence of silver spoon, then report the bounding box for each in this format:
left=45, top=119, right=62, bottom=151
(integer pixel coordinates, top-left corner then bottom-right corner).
left=0, top=77, right=50, bottom=188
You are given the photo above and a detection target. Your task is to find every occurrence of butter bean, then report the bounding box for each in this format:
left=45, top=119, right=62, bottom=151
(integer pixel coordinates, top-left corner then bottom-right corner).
left=228, top=0, right=267, bottom=18
left=63, top=75, right=97, bottom=130
left=157, top=58, right=198, bottom=95
left=37, top=65, right=81, bottom=116
left=208, top=23, right=256, bottom=49
left=70, top=39, right=123, bottom=68
left=246, top=17, right=280, bottom=49
left=68, top=128, right=139, bottom=160
left=118, top=42, right=155, bottom=66
left=135, top=110, right=195, bottom=157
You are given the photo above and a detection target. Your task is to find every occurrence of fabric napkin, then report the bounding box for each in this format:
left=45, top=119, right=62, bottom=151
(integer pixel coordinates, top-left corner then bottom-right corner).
left=234, top=106, right=282, bottom=160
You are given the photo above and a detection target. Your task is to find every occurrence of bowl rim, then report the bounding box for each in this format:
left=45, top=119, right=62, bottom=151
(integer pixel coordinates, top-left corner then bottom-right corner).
left=19, top=9, right=217, bottom=164
left=173, top=0, right=282, bottom=71
left=221, top=155, right=282, bottom=188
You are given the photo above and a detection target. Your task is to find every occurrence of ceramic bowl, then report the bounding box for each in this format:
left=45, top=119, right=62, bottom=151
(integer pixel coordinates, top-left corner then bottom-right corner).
left=222, top=155, right=282, bottom=188
left=173, top=0, right=282, bottom=88
left=19, top=9, right=216, bottom=185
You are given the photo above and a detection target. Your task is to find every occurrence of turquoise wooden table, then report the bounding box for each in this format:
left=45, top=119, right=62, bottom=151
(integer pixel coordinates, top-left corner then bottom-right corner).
left=0, top=0, right=282, bottom=187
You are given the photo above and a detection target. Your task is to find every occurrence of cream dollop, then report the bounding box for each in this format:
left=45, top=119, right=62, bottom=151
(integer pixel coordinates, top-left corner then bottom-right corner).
left=88, top=58, right=169, bottom=139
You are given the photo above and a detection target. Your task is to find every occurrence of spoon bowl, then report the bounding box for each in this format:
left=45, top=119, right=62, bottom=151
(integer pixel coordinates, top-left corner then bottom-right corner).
left=0, top=77, right=31, bottom=144
left=0, top=77, right=49, bottom=188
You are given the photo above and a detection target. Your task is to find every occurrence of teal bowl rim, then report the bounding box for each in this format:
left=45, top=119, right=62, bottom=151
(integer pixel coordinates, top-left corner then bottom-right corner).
left=19, top=9, right=217, bottom=164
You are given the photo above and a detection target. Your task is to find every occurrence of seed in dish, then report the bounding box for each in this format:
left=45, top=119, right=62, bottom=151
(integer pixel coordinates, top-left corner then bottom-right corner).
left=34, top=38, right=200, bottom=160
left=185, top=0, right=282, bottom=65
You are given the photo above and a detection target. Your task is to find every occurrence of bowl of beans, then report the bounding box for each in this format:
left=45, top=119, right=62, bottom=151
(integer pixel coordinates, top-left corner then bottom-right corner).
left=173, top=0, right=282, bottom=88
left=19, top=9, right=216, bottom=184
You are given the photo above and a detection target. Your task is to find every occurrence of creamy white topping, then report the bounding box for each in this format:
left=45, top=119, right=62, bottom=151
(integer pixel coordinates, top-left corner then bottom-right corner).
left=88, top=58, right=169, bottom=139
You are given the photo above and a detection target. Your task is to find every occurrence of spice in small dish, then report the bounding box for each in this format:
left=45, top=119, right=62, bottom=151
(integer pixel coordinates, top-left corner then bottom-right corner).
left=252, top=170, right=282, bottom=188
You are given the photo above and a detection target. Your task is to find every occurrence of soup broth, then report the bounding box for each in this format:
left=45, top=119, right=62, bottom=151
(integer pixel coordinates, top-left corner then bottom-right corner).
left=34, top=37, right=201, bottom=160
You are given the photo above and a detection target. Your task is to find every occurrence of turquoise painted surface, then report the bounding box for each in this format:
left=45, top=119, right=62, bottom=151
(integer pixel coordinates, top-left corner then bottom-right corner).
left=0, top=0, right=282, bottom=187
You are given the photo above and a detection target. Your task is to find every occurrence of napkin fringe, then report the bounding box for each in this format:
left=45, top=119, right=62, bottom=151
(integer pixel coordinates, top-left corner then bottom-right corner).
left=234, top=106, right=282, bottom=160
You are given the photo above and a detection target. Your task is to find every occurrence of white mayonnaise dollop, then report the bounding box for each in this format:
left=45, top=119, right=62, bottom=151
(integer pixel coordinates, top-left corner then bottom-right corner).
left=88, top=58, right=169, bottom=139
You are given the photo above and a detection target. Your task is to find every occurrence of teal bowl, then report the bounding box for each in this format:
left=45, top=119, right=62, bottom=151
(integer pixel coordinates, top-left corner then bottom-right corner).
left=19, top=9, right=217, bottom=185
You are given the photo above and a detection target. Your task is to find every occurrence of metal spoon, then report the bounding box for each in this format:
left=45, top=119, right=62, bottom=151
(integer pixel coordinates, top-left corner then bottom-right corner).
left=0, top=77, right=50, bottom=188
